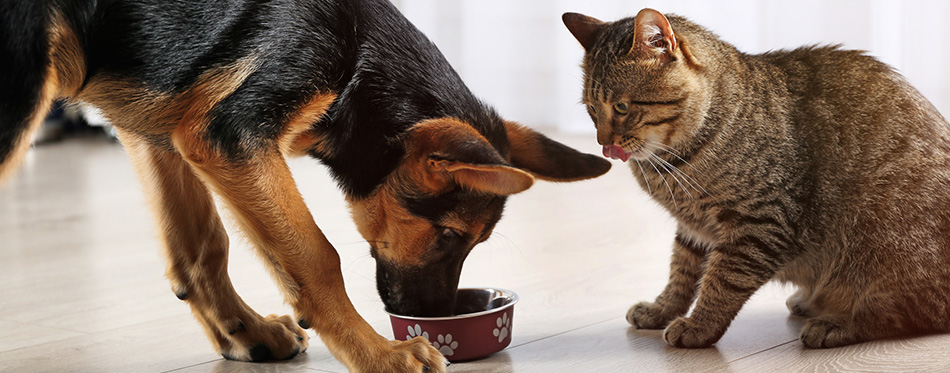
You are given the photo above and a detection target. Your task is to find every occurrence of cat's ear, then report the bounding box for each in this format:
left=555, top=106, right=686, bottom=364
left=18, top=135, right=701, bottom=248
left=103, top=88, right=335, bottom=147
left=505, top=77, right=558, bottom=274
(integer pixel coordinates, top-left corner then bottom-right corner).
left=562, top=12, right=605, bottom=51
left=504, top=121, right=611, bottom=182
left=632, top=8, right=677, bottom=62
left=404, top=118, right=535, bottom=196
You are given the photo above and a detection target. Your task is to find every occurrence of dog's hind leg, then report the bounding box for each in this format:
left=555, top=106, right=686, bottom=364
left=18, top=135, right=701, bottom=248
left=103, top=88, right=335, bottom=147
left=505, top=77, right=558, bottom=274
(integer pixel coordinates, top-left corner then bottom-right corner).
left=0, top=8, right=85, bottom=184
left=119, top=132, right=308, bottom=362
left=169, top=126, right=446, bottom=372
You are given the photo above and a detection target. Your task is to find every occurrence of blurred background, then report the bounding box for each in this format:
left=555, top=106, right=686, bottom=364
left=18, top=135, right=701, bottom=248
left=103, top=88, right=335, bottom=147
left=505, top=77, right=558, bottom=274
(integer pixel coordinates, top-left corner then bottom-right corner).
left=393, top=0, right=950, bottom=134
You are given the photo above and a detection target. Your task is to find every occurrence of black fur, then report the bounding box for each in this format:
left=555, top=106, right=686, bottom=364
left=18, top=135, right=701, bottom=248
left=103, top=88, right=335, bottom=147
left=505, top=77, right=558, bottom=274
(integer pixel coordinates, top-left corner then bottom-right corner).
left=0, top=1, right=49, bottom=163
left=374, top=248, right=465, bottom=317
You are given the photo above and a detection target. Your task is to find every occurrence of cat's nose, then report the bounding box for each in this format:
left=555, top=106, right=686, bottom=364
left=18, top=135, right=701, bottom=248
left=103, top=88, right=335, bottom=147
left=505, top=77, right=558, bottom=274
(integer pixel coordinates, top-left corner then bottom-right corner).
left=596, top=130, right=614, bottom=145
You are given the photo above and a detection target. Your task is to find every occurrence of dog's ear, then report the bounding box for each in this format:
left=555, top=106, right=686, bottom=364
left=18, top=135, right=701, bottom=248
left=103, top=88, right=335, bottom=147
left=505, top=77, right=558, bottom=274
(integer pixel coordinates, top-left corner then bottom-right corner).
left=404, top=118, right=534, bottom=195
left=505, top=121, right=611, bottom=181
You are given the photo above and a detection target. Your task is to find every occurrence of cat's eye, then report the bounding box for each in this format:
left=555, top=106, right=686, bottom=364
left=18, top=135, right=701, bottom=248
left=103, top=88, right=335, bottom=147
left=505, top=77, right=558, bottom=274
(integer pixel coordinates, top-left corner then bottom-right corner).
left=613, top=102, right=629, bottom=115
left=587, top=104, right=597, bottom=113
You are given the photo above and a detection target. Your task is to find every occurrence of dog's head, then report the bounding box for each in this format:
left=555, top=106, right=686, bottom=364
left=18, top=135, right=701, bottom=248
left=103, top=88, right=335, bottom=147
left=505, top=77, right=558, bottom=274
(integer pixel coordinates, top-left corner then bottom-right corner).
left=348, top=117, right=610, bottom=316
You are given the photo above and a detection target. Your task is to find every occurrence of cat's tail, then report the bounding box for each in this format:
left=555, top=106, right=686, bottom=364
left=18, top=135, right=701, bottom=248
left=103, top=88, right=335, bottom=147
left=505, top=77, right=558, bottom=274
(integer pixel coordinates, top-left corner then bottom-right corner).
left=0, top=2, right=79, bottom=185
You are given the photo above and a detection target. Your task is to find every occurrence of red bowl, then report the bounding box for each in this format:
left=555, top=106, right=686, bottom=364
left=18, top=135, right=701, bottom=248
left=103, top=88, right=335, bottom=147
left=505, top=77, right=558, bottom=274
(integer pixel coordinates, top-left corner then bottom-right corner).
left=388, top=288, right=518, bottom=362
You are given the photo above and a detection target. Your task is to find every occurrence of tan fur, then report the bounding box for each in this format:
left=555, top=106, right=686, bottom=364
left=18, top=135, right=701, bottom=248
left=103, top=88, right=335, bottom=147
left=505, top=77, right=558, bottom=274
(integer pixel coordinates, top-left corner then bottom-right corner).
left=280, top=92, right=337, bottom=157
left=397, top=119, right=462, bottom=195
left=104, top=58, right=317, bottom=361
left=349, top=181, right=492, bottom=269
left=504, top=121, right=584, bottom=182
left=569, top=8, right=950, bottom=349
left=404, top=118, right=534, bottom=195
left=119, top=130, right=309, bottom=361
left=48, top=15, right=86, bottom=97
left=349, top=185, right=432, bottom=267
left=349, top=117, right=526, bottom=267
left=77, top=56, right=260, bottom=141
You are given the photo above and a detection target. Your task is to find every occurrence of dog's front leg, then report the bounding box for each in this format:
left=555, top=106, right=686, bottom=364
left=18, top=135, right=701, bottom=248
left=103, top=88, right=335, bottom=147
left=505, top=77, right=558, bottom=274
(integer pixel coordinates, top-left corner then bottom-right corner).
left=170, top=127, right=446, bottom=372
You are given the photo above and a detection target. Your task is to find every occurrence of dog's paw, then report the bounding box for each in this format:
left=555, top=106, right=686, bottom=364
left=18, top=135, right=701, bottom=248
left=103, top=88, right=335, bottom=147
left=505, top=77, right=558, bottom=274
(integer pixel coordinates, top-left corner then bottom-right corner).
left=663, top=317, right=721, bottom=348
left=627, top=301, right=674, bottom=329
left=800, top=316, right=857, bottom=349
left=381, top=337, right=448, bottom=373
left=220, top=314, right=309, bottom=362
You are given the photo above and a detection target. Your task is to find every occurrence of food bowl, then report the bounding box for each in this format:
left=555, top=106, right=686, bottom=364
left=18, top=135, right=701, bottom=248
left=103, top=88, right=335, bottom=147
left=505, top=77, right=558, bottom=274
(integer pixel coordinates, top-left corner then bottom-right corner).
left=388, top=288, right=518, bottom=362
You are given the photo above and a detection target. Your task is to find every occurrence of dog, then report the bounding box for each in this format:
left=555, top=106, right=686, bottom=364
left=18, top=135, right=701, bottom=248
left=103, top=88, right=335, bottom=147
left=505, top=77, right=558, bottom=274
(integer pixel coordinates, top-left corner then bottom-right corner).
left=0, top=0, right=610, bottom=371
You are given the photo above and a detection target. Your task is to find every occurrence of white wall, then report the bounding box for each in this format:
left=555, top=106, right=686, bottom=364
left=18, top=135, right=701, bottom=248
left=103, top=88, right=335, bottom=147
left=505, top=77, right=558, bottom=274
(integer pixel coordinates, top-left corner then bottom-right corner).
left=393, top=0, right=950, bottom=134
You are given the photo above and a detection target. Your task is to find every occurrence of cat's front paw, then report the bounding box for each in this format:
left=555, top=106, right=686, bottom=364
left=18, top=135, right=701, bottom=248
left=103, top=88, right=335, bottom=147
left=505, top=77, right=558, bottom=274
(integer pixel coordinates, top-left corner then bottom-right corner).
left=800, top=316, right=858, bottom=348
left=663, top=317, right=722, bottom=348
left=627, top=301, right=674, bottom=329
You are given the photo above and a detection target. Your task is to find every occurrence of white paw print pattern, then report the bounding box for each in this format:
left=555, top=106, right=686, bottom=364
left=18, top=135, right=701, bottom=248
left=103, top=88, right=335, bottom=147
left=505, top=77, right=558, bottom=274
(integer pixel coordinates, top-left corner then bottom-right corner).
left=492, top=312, right=510, bottom=343
left=432, top=334, right=459, bottom=356
left=406, top=324, right=429, bottom=341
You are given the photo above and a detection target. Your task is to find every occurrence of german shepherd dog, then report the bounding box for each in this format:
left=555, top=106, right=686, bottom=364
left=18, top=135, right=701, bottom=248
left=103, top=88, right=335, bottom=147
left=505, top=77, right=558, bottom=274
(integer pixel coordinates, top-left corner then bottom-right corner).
left=0, top=0, right=610, bottom=371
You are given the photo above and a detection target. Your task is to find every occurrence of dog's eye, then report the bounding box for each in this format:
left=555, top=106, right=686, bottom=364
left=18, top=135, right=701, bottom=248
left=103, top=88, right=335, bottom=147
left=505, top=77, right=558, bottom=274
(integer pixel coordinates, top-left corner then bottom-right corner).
left=438, top=227, right=464, bottom=246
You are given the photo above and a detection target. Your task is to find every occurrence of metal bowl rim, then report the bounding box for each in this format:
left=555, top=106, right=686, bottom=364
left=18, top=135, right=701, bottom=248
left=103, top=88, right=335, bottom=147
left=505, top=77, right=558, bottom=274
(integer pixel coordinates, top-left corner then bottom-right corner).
left=385, top=287, right=519, bottom=321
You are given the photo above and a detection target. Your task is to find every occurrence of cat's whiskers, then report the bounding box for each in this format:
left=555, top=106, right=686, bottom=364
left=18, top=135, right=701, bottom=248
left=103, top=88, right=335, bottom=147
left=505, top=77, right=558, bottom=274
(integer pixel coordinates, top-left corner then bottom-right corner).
left=645, top=141, right=709, bottom=196
left=645, top=155, right=677, bottom=208
left=634, top=159, right=653, bottom=195
left=649, top=152, right=693, bottom=200
left=647, top=150, right=706, bottom=197
left=645, top=139, right=681, bottom=156
left=646, top=139, right=702, bottom=173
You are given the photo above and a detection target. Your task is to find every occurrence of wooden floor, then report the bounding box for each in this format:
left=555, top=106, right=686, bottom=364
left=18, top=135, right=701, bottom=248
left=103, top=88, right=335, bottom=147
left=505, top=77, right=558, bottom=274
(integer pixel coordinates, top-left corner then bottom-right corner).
left=3, top=133, right=950, bottom=372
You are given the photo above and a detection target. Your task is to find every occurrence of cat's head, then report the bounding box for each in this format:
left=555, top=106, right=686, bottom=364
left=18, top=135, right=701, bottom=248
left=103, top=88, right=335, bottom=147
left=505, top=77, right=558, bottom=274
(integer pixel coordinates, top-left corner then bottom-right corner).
left=563, top=9, right=713, bottom=162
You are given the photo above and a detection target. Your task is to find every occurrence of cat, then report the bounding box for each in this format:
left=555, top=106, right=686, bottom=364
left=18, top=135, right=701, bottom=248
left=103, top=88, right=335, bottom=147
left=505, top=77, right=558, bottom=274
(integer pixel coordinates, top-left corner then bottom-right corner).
left=563, top=8, right=950, bottom=348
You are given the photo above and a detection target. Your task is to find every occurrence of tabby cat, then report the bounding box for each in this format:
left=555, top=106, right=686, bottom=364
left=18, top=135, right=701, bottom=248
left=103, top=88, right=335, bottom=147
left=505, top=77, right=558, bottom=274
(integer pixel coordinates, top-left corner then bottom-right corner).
left=563, top=8, right=950, bottom=348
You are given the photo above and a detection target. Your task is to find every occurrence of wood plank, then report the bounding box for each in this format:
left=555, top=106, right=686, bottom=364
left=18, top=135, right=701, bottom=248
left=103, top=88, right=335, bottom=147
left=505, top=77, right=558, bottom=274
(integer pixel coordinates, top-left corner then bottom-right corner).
left=0, top=320, right=85, bottom=354
left=725, top=333, right=950, bottom=372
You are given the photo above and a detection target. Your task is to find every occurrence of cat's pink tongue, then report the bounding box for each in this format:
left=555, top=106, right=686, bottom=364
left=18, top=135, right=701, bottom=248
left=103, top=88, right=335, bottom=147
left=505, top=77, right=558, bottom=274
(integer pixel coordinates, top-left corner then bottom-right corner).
left=603, top=145, right=632, bottom=162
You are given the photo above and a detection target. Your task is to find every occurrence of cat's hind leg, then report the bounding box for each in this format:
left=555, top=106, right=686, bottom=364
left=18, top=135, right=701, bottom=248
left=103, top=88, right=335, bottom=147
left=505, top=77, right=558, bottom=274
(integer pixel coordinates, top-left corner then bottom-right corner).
left=786, top=287, right=814, bottom=318
left=628, top=233, right=705, bottom=329
left=798, top=295, right=903, bottom=348
left=799, top=284, right=949, bottom=348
